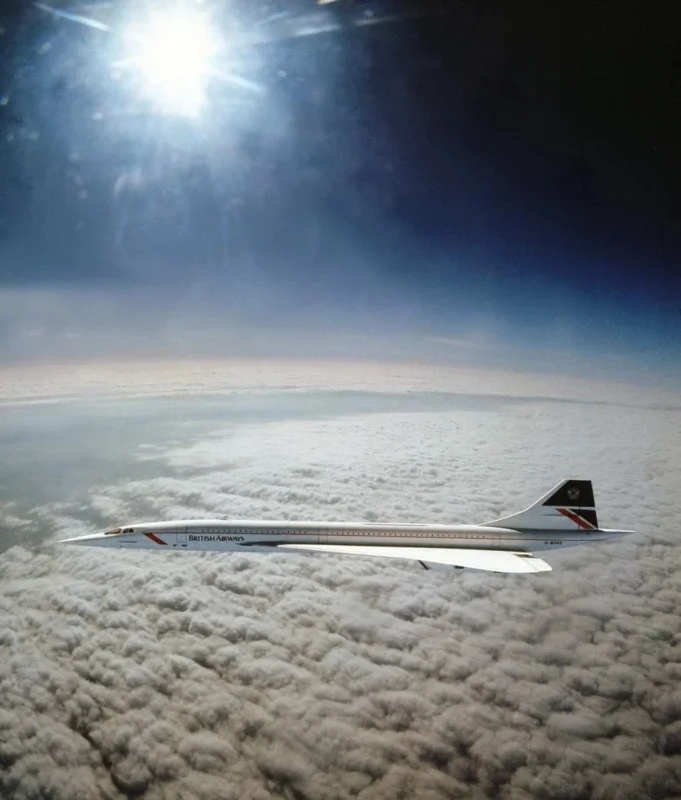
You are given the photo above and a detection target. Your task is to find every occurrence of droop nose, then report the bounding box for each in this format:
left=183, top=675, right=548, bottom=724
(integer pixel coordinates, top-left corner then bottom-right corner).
left=59, top=532, right=115, bottom=546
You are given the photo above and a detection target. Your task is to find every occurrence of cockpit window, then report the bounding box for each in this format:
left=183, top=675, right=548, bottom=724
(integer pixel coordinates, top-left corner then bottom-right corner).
left=104, top=527, right=122, bottom=535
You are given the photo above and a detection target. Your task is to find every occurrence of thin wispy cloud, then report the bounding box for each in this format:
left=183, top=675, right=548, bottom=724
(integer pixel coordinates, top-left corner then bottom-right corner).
left=1, top=359, right=678, bottom=407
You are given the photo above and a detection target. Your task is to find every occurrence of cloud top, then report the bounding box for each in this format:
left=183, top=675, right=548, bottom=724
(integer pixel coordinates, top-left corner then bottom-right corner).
left=0, top=375, right=680, bottom=799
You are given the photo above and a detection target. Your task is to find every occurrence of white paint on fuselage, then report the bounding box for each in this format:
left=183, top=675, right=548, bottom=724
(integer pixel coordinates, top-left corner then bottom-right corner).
left=63, top=519, right=623, bottom=552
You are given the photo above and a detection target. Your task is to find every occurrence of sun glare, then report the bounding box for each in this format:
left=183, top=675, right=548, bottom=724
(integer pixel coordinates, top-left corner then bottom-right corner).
left=124, top=8, right=219, bottom=117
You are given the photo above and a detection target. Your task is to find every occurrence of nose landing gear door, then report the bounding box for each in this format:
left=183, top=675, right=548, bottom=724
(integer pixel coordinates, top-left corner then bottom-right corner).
left=178, top=526, right=187, bottom=547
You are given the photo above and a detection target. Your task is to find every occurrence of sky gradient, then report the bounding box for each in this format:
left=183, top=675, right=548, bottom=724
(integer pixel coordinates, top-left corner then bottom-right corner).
left=0, top=1, right=679, bottom=383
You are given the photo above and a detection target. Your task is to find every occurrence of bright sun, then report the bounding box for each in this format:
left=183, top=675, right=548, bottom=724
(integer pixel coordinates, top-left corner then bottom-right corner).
left=123, top=7, right=219, bottom=117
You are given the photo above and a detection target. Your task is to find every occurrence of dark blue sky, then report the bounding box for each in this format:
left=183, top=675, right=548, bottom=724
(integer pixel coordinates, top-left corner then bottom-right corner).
left=0, top=1, right=679, bottom=383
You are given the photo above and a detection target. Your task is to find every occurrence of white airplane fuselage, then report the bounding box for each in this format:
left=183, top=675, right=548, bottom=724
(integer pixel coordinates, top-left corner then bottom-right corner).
left=58, top=480, right=634, bottom=574
left=61, top=519, right=628, bottom=552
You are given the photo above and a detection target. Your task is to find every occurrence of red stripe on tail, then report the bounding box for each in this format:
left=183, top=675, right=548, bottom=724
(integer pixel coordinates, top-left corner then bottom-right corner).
left=557, top=507, right=596, bottom=530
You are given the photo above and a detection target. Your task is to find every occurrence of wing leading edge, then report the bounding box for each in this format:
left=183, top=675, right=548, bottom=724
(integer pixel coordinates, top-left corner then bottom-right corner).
left=276, top=544, right=551, bottom=574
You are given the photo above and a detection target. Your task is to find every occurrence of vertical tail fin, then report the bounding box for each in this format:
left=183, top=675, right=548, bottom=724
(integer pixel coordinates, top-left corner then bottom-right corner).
left=482, top=479, right=599, bottom=531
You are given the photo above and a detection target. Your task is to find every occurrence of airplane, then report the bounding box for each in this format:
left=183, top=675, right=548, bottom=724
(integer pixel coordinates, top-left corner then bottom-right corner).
left=59, top=479, right=634, bottom=574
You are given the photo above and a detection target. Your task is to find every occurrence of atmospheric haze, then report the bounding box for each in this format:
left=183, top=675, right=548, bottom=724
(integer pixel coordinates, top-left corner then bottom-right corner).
left=1, top=359, right=680, bottom=800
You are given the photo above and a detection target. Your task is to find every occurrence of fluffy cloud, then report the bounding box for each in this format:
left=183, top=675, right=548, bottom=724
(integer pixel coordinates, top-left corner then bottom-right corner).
left=0, top=369, right=680, bottom=799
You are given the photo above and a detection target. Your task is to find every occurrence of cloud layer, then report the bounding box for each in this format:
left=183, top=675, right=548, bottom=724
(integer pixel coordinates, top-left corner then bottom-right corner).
left=2, top=358, right=678, bottom=406
left=1, top=369, right=680, bottom=799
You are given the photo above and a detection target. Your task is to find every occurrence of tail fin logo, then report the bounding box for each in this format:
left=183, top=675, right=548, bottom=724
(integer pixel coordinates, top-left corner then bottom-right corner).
left=481, top=479, right=599, bottom=531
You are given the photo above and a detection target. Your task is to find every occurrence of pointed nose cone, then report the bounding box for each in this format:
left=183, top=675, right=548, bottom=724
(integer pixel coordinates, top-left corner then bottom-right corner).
left=59, top=533, right=113, bottom=546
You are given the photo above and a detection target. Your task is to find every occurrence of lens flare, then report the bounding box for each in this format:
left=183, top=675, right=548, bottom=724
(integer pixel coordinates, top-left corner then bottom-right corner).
left=124, top=8, right=219, bottom=117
